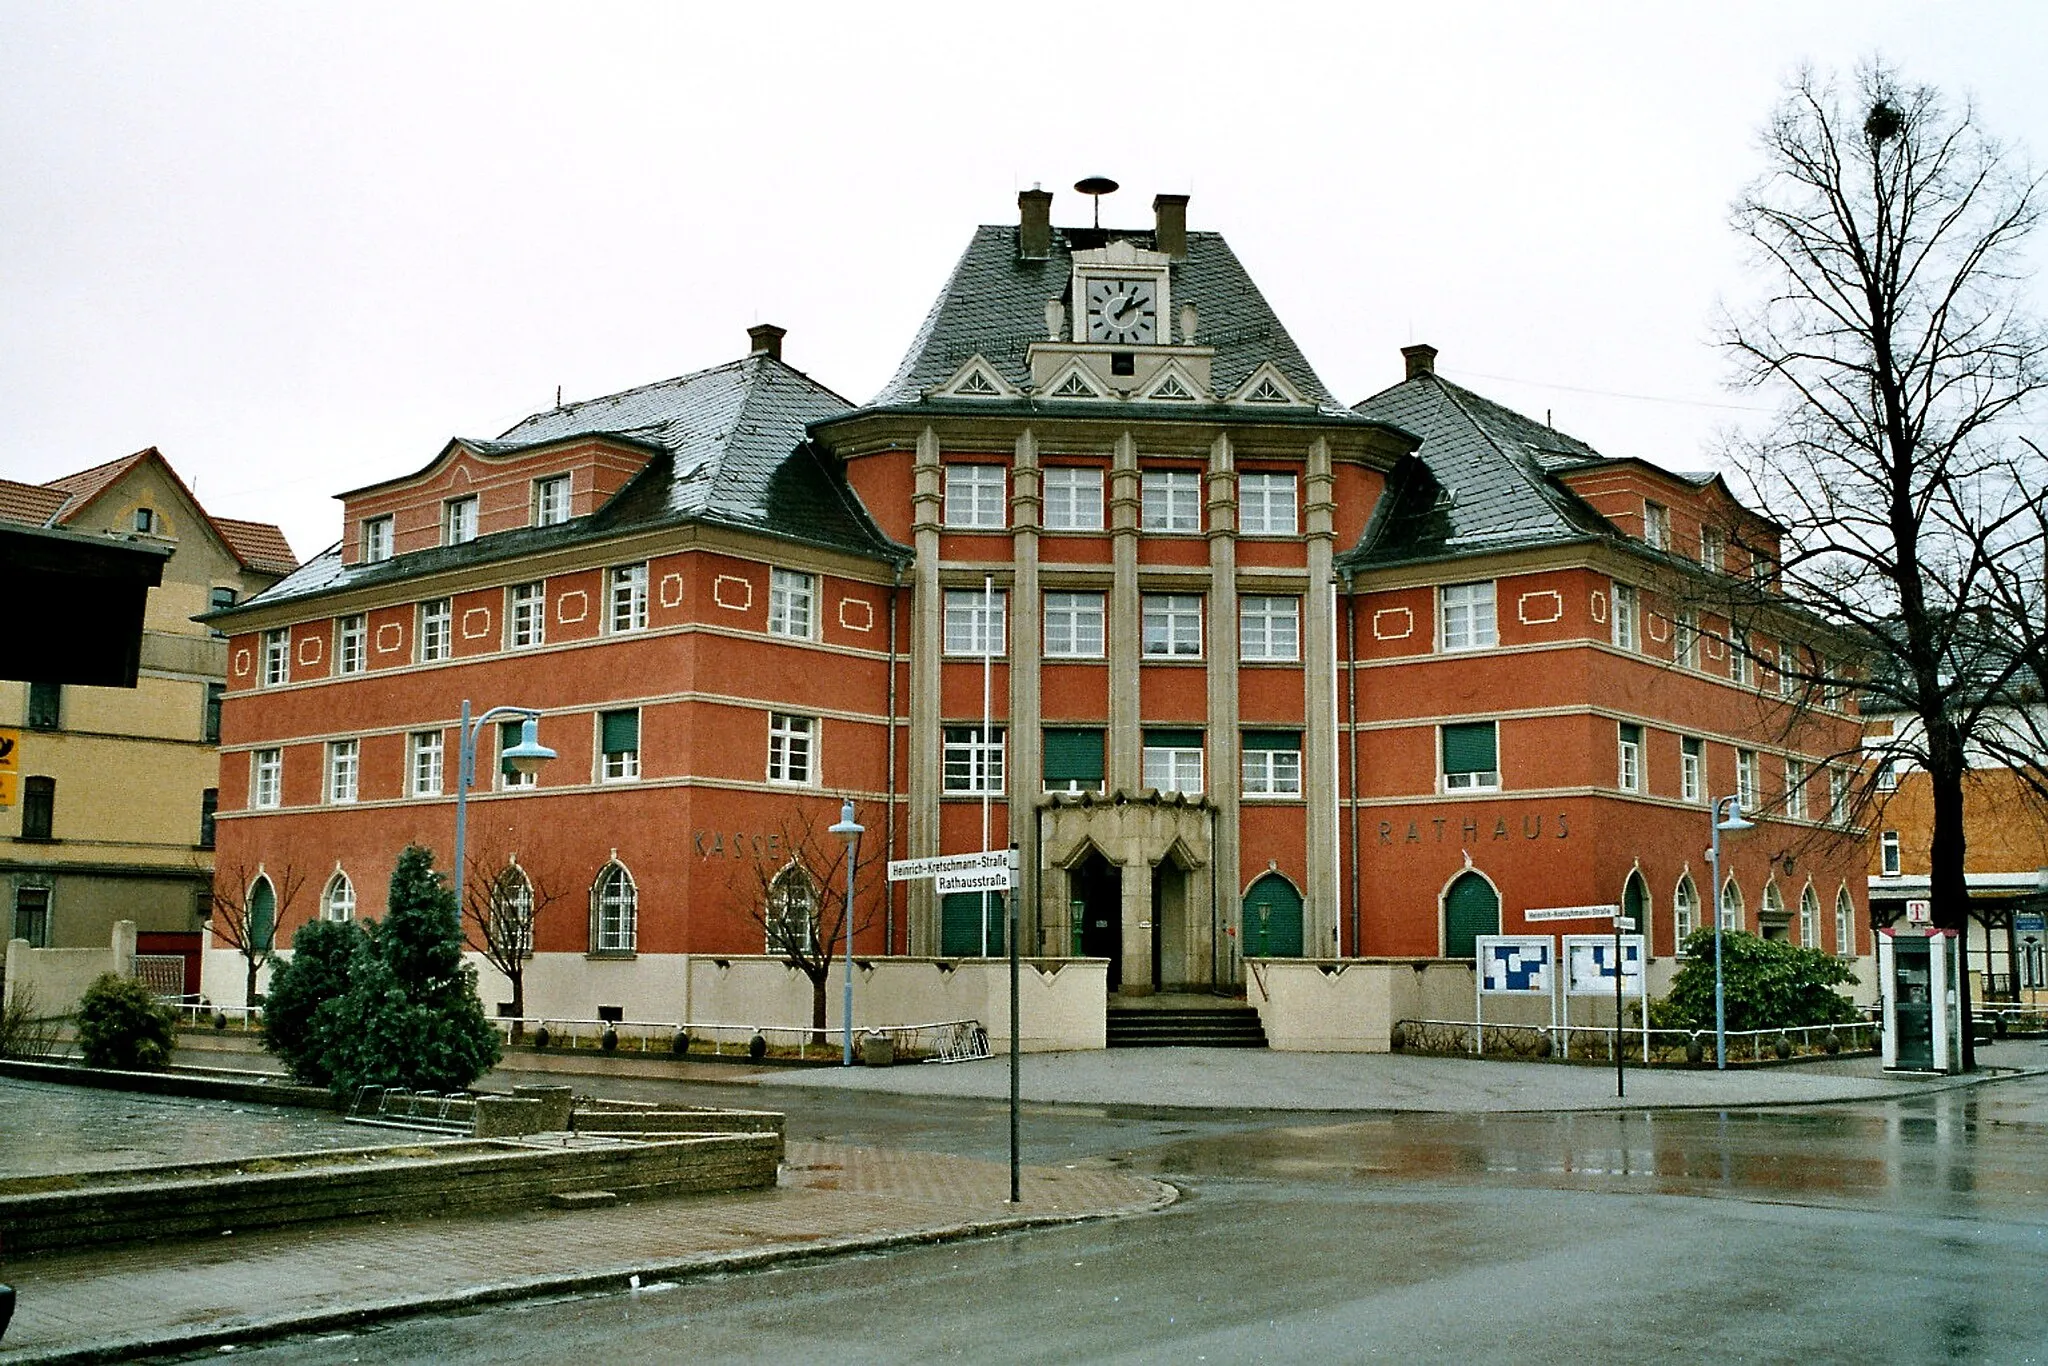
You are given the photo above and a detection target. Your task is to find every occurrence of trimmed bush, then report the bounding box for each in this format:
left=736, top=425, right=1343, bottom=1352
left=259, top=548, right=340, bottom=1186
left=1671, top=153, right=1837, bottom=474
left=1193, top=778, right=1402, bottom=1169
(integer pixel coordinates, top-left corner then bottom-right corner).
left=76, top=974, right=177, bottom=1071
left=1650, top=929, right=1860, bottom=1034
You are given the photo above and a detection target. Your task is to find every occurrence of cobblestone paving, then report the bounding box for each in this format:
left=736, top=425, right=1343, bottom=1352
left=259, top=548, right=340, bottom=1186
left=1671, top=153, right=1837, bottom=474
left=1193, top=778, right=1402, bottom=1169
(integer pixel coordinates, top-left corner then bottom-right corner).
left=0, top=1142, right=1172, bottom=1363
left=0, top=1079, right=366, bottom=1178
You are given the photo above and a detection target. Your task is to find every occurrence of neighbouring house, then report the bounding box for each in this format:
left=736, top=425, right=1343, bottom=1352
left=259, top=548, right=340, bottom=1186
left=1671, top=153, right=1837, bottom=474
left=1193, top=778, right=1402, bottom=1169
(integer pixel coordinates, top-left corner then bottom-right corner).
left=207, top=191, right=1869, bottom=1026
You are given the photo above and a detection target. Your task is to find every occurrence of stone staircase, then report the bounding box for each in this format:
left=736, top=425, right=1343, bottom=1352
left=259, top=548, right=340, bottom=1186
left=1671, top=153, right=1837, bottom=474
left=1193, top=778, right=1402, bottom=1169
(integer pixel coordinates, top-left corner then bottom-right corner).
left=1106, top=999, right=1268, bottom=1049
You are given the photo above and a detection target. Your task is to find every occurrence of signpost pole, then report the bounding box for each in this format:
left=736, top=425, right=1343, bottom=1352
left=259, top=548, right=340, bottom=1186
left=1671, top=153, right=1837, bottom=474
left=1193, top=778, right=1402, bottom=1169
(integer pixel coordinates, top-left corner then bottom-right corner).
left=1008, top=843, right=1020, bottom=1204
left=1614, top=915, right=1625, bottom=1098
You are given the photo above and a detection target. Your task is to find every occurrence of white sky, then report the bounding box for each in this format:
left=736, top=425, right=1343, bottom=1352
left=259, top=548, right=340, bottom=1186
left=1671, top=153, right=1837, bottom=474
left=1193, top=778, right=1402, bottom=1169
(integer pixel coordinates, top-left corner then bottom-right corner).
left=2, top=3, right=2043, bottom=562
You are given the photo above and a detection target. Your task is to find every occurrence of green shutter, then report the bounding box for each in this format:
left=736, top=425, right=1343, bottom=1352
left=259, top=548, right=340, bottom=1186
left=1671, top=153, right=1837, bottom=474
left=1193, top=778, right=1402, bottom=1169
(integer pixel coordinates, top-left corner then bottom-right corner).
left=1242, top=874, right=1304, bottom=957
left=1144, top=728, right=1203, bottom=750
left=1242, top=730, right=1301, bottom=752
left=601, top=710, right=639, bottom=754
left=1619, top=722, right=1642, bottom=745
left=1441, top=722, right=1497, bottom=775
left=1044, top=728, right=1105, bottom=784
left=1443, top=873, right=1500, bottom=958
left=940, top=892, right=1004, bottom=956
left=500, top=720, right=523, bottom=777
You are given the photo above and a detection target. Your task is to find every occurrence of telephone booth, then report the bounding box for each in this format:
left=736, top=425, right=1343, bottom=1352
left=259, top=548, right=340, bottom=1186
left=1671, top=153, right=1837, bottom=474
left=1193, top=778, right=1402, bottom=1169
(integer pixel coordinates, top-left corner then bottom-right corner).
left=1879, top=926, right=1963, bottom=1073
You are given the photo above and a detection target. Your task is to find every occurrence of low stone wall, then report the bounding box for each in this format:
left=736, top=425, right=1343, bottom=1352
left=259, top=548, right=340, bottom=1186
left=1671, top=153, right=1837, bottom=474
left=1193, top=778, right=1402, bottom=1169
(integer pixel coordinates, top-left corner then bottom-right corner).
left=3, top=922, right=138, bottom=1016
left=572, top=1098, right=784, bottom=1138
left=0, top=1057, right=337, bottom=1109
left=0, top=1131, right=783, bottom=1255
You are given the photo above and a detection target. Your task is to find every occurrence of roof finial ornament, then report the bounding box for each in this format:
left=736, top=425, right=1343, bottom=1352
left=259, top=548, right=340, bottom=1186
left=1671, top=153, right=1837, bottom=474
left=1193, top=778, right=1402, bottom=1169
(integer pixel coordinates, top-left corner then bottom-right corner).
left=1074, top=176, right=1119, bottom=229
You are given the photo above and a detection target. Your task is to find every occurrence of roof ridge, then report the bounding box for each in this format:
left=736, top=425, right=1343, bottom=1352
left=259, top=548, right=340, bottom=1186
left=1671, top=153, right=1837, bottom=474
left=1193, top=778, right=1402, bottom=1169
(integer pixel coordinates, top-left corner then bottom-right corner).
left=499, top=355, right=757, bottom=439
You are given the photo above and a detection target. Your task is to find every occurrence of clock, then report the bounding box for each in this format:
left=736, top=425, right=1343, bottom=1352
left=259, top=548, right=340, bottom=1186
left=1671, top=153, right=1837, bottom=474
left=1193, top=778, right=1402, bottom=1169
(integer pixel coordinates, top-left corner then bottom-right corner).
left=1085, top=277, right=1158, bottom=344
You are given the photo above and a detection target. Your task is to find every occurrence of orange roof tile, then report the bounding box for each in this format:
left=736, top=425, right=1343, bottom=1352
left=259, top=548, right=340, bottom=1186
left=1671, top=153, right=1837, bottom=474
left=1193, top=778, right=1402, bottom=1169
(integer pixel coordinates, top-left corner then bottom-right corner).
left=0, top=480, right=71, bottom=527
left=213, top=517, right=298, bottom=575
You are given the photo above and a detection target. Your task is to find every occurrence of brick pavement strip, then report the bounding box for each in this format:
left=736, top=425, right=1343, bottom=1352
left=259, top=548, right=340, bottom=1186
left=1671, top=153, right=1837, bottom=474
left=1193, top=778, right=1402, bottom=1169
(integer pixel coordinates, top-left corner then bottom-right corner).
left=0, top=1143, right=1173, bottom=1365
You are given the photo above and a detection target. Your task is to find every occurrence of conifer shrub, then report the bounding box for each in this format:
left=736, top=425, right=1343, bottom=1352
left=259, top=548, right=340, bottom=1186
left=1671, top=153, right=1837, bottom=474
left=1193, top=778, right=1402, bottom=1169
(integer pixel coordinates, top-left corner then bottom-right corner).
left=262, top=917, right=366, bottom=1087
left=75, top=973, right=177, bottom=1070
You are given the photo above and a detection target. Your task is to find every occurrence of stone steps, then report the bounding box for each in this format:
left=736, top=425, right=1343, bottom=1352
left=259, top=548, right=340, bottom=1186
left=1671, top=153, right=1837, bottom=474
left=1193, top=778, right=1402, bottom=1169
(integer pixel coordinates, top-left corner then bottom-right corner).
left=1106, top=1006, right=1268, bottom=1049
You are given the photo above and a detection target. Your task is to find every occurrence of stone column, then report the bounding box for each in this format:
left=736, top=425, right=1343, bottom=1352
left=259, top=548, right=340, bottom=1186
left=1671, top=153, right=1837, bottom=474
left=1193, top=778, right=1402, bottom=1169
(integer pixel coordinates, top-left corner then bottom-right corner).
left=1303, top=435, right=1339, bottom=956
left=1009, top=429, right=1043, bottom=955
left=1205, top=433, right=1242, bottom=988
left=1108, top=431, right=1142, bottom=792
left=1120, top=827, right=1155, bottom=995
left=907, top=427, right=944, bottom=952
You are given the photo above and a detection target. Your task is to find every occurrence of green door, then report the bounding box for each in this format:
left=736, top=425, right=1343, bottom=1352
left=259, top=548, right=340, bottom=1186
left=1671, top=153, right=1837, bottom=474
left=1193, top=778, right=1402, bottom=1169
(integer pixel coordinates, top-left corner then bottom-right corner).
left=249, top=877, right=277, bottom=952
left=1443, top=873, right=1499, bottom=958
left=1243, top=874, right=1303, bottom=958
left=940, top=892, right=1004, bottom=957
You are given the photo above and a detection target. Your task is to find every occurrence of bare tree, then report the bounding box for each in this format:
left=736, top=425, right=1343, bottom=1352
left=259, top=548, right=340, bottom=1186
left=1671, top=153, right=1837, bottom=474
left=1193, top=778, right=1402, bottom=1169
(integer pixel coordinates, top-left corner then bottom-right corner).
left=460, top=851, right=566, bottom=1038
left=206, top=854, right=308, bottom=1007
left=1719, top=60, right=2048, bottom=1064
left=730, top=805, right=884, bottom=1043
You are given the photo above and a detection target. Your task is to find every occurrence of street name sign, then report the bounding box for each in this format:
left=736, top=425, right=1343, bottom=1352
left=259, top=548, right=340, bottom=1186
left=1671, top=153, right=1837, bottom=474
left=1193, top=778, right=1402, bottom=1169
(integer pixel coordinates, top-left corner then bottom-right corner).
left=1523, top=904, right=1620, bottom=923
left=934, top=866, right=1019, bottom=895
left=887, top=849, right=1013, bottom=882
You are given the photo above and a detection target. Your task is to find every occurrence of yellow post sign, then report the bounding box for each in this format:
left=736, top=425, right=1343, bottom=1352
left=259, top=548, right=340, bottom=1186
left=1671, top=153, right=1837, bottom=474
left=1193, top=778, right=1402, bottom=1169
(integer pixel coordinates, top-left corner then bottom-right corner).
left=0, top=726, right=16, bottom=807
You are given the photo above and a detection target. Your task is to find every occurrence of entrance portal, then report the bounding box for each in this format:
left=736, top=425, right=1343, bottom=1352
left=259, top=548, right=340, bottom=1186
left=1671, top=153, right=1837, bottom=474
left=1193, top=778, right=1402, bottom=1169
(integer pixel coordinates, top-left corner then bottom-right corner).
left=1071, top=851, right=1123, bottom=992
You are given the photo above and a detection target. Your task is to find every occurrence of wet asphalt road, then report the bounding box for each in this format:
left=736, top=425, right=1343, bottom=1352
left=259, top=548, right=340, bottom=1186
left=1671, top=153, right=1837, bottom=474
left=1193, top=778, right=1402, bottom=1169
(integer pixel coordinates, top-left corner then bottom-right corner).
left=204, top=1070, right=2048, bottom=1365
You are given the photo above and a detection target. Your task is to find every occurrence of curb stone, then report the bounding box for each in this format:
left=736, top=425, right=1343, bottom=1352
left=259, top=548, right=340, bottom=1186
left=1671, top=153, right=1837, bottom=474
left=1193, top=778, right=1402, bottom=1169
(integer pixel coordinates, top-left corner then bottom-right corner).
left=0, top=1181, right=1178, bottom=1366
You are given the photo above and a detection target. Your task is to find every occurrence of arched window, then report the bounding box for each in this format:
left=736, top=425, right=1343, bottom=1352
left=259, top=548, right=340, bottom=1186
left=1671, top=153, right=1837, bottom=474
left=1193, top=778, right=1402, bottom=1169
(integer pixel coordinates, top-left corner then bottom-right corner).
left=321, top=870, right=354, bottom=922
left=1673, top=874, right=1699, bottom=949
left=493, top=865, right=534, bottom=958
left=248, top=875, right=277, bottom=951
left=592, top=863, right=637, bottom=954
left=1835, top=886, right=1856, bottom=958
left=766, top=863, right=818, bottom=956
left=1442, top=871, right=1500, bottom=959
left=1799, top=884, right=1821, bottom=947
left=1760, top=881, right=1786, bottom=939
left=1719, top=877, right=1743, bottom=932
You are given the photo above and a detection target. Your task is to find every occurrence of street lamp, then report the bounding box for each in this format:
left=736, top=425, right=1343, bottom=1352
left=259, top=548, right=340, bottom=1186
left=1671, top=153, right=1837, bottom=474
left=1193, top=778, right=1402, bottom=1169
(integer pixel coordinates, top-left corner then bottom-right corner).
left=1706, top=794, right=1755, bottom=1070
left=829, top=798, right=864, bottom=1068
left=452, top=700, right=556, bottom=905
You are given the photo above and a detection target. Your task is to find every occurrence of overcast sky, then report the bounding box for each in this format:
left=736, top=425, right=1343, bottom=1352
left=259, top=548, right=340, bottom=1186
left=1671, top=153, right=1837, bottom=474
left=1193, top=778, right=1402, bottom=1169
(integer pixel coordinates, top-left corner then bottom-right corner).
left=2, top=3, right=2042, bottom=562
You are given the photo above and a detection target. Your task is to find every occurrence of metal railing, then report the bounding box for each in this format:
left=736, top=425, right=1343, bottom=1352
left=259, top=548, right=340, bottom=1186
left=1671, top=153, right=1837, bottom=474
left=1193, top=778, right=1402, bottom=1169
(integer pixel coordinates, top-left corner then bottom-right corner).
left=345, top=1085, right=475, bottom=1133
left=492, top=1015, right=990, bottom=1063
left=1396, top=1017, right=1880, bottom=1065
left=174, top=1003, right=264, bottom=1031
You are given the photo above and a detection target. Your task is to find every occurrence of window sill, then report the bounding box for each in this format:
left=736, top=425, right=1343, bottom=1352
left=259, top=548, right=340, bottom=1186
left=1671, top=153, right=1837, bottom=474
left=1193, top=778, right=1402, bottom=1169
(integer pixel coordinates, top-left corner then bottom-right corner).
left=13, top=836, right=57, bottom=845
left=1242, top=793, right=1305, bottom=802
left=586, top=950, right=638, bottom=961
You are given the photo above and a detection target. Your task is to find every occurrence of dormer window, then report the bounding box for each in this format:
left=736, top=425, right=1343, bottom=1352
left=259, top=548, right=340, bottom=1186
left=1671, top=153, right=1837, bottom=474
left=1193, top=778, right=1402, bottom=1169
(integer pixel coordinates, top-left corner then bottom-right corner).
left=534, top=475, right=571, bottom=527
left=1643, top=501, right=1670, bottom=550
left=443, top=496, right=478, bottom=546
left=362, top=516, right=393, bottom=563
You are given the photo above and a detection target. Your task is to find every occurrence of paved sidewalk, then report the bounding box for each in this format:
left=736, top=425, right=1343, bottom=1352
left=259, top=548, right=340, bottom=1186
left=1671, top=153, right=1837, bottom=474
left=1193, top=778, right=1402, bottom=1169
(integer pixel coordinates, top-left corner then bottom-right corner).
left=0, top=1142, right=1172, bottom=1365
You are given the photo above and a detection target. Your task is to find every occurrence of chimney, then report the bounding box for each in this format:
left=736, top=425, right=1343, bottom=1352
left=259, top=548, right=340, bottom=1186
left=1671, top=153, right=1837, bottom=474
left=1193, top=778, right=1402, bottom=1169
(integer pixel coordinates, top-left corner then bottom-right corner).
left=1402, top=343, right=1438, bottom=380
left=1152, top=193, right=1189, bottom=261
left=748, top=324, right=786, bottom=362
left=1019, top=187, right=1053, bottom=260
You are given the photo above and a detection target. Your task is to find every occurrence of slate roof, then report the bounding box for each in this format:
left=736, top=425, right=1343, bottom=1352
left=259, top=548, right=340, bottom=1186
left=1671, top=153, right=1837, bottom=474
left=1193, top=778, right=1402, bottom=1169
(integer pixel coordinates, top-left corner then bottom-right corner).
left=239, top=353, right=903, bottom=614
left=860, top=225, right=1371, bottom=422
left=1343, top=372, right=1615, bottom=569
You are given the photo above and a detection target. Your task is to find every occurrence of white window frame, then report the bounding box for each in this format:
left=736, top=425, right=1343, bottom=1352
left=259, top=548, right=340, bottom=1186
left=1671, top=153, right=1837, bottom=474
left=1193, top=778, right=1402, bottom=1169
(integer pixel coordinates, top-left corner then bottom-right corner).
left=1681, top=737, right=1704, bottom=804
left=1880, top=830, right=1901, bottom=877
left=1143, top=740, right=1204, bottom=795
left=1141, top=594, right=1203, bottom=658
left=336, top=614, right=367, bottom=675
left=261, top=629, right=290, bottom=687
left=1611, top=583, right=1637, bottom=651
left=942, top=725, right=1006, bottom=795
left=1836, top=888, right=1856, bottom=958
left=443, top=496, right=478, bottom=546
left=362, top=515, right=393, bottom=563
left=1043, top=592, right=1105, bottom=658
left=410, top=730, right=444, bottom=797
left=593, top=864, right=638, bottom=954
left=1876, top=759, right=1898, bottom=792
left=1440, top=581, right=1497, bottom=651
left=251, top=748, right=282, bottom=809
left=1731, top=635, right=1753, bottom=687
left=1736, top=748, right=1759, bottom=813
left=498, top=719, right=538, bottom=791
left=326, top=739, right=359, bottom=804
left=1701, top=525, right=1725, bottom=571
left=1778, top=644, right=1797, bottom=698
left=1239, top=473, right=1298, bottom=536
left=1242, top=742, right=1303, bottom=797
left=1141, top=470, right=1202, bottom=533
left=1643, top=501, right=1669, bottom=550
left=534, top=474, right=571, bottom=527
left=944, top=464, right=1006, bottom=529
left=1799, top=885, right=1821, bottom=947
left=1676, top=610, right=1699, bottom=669
left=1674, top=876, right=1699, bottom=948
left=1785, top=757, right=1807, bottom=821
left=322, top=871, right=355, bottom=922
left=419, top=599, right=452, bottom=662
left=945, top=588, right=1007, bottom=657
left=767, top=712, right=815, bottom=786
left=1720, top=878, right=1743, bottom=931
left=769, top=568, right=816, bottom=640
left=599, top=709, right=641, bottom=782
left=1239, top=596, right=1300, bottom=662
left=1830, top=767, right=1852, bottom=825
left=610, top=563, right=648, bottom=633
left=1617, top=723, right=1643, bottom=793
left=1042, top=467, right=1104, bottom=532
left=508, top=582, right=546, bottom=649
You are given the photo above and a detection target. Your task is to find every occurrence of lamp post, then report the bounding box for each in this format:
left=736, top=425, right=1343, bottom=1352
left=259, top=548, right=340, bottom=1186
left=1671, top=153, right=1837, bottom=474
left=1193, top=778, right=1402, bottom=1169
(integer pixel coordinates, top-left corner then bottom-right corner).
left=829, top=798, right=863, bottom=1068
left=452, top=701, right=557, bottom=906
left=1706, top=793, right=1754, bottom=1070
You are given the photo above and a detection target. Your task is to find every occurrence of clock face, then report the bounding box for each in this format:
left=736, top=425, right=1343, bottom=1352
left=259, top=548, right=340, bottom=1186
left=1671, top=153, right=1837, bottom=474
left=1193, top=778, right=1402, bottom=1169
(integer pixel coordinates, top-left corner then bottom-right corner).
left=1085, top=277, right=1158, bottom=344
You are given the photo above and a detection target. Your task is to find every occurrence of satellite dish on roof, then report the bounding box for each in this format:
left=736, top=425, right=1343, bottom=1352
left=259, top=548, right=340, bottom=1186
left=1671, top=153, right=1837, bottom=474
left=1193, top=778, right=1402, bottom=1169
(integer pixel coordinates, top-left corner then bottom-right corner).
left=1074, top=176, right=1119, bottom=227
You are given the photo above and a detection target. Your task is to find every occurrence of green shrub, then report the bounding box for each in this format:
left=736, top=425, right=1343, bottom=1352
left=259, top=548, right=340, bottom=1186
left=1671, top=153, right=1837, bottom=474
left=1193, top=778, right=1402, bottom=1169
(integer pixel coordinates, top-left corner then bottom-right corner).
left=76, top=973, right=178, bottom=1071
left=260, top=844, right=501, bottom=1097
left=1650, top=929, right=1860, bottom=1033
